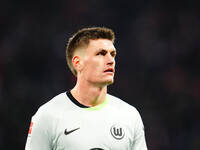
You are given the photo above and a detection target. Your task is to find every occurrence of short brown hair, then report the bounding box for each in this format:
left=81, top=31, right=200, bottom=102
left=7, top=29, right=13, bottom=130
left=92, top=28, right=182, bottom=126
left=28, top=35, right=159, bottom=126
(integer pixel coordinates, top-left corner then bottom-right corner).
left=66, top=27, right=115, bottom=76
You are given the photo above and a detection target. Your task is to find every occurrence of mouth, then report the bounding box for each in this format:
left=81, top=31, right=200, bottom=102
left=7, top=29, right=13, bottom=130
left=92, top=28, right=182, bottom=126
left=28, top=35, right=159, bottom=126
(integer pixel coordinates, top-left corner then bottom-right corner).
left=104, top=68, right=114, bottom=73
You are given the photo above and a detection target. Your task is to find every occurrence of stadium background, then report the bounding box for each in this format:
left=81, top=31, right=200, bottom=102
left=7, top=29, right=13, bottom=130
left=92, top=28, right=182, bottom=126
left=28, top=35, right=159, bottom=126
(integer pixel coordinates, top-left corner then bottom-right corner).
left=1, top=0, right=200, bottom=149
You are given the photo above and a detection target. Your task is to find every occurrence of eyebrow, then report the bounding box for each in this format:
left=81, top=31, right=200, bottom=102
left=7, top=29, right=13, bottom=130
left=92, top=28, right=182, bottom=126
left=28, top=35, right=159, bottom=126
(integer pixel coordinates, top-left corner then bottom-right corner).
left=96, top=49, right=117, bottom=57
left=98, top=48, right=116, bottom=52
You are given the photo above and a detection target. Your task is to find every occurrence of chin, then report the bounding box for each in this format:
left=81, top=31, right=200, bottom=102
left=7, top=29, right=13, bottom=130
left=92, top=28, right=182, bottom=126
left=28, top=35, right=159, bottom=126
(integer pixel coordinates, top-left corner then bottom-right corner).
left=94, top=77, right=114, bottom=87
left=104, top=78, right=114, bottom=85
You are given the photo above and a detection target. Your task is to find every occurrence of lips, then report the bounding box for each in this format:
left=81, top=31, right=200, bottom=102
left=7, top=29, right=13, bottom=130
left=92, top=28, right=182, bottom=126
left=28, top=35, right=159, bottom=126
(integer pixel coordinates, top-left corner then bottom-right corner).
left=104, top=68, right=114, bottom=73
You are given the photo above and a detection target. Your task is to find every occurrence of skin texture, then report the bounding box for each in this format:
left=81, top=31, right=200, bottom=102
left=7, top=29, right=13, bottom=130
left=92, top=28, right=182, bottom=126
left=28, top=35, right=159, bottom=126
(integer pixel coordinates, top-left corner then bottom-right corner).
left=71, top=39, right=116, bottom=107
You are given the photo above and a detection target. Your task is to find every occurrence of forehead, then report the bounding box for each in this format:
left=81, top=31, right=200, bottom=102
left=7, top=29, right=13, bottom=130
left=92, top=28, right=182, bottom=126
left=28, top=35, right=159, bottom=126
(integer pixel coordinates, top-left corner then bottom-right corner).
left=87, top=39, right=116, bottom=51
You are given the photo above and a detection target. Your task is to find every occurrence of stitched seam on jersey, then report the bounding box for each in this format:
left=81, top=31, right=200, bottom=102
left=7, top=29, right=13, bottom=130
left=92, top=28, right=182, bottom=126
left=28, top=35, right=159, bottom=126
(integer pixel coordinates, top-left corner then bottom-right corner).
left=84, top=96, right=108, bottom=111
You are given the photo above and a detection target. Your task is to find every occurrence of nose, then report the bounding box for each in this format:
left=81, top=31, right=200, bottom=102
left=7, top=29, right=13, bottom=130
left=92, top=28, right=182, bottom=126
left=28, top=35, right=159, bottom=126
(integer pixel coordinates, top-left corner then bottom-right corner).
left=106, top=53, right=115, bottom=65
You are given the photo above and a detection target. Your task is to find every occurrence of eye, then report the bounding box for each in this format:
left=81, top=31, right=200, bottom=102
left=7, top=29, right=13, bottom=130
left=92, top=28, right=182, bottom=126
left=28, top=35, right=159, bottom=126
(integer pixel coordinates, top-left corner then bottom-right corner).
left=97, top=50, right=107, bottom=56
left=111, top=51, right=117, bottom=58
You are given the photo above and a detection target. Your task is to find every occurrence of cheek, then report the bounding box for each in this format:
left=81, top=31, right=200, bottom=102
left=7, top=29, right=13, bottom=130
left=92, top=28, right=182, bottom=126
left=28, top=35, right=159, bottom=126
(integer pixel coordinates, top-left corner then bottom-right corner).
left=90, top=62, right=101, bottom=73
left=83, top=59, right=96, bottom=72
left=87, top=58, right=101, bottom=67
left=89, top=61, right=103, bottom=74
left=83, top=57, right=104, bottom=74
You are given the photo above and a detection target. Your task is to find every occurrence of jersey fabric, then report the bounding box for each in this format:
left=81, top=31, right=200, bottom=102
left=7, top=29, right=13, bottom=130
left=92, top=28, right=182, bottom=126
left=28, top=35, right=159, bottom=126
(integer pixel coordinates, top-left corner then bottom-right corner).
left=25, top=91, right=147, bottom=150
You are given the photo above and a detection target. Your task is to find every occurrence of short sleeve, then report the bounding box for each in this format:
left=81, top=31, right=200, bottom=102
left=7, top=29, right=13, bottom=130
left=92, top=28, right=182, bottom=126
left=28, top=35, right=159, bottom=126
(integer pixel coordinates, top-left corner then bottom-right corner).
left=132, top=110, right=148, bottom=150
left=25, top=109, right=52, bottom=150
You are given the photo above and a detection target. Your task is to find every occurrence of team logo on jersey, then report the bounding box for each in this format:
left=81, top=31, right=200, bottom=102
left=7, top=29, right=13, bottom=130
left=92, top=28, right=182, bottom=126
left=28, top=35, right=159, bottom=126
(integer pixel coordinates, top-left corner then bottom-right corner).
left=110, top=124, right=125, bottom=140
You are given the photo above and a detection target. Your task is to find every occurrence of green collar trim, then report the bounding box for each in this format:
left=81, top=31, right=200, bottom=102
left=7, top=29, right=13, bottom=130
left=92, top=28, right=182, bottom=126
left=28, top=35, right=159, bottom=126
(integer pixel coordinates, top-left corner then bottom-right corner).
left=84, top=96, right=108, bottom=111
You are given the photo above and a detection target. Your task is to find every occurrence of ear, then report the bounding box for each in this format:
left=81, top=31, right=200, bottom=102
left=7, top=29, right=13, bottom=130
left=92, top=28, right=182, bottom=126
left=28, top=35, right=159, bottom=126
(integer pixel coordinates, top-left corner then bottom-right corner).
left=72, top=56, right=82, bottom=72
left=72, top=56, right=79, bottom=65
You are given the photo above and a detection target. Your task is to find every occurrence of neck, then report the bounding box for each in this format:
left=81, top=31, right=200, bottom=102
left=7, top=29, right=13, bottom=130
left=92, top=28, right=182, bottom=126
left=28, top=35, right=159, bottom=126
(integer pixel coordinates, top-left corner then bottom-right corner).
left=71, top=79, right=107, bottom=107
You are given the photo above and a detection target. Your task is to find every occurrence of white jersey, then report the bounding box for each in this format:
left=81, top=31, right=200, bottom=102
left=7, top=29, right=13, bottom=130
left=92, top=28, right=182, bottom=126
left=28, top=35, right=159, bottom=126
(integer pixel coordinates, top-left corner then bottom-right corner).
left=25, top=91, right=147, bottom=150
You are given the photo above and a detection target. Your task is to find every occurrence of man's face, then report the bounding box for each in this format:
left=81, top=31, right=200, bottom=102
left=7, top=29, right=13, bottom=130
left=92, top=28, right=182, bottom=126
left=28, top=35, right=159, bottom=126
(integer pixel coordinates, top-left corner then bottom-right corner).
left=80, top=39, right=116, bottom=87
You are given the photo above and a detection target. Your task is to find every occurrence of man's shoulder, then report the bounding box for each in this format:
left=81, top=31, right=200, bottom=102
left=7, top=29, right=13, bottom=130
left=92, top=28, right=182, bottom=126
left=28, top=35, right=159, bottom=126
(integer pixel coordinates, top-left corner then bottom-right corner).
left=107, top=94, right=138, bottom=112
left=33, top=92, right=68, bottom=119
left=40, top=92, right=66, bottom=109
left=107, top=94, right=142, bottom=121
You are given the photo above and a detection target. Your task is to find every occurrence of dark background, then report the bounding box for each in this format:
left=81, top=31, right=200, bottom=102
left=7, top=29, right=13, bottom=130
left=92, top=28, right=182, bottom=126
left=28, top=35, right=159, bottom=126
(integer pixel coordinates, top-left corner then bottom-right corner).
left=1, top=0, right=200, bottom=149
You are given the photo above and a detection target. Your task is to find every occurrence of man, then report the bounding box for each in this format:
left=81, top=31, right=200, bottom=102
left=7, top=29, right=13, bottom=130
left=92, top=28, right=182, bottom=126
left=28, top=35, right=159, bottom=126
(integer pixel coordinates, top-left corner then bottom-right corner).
left=25, top=27, right=148, bottom=150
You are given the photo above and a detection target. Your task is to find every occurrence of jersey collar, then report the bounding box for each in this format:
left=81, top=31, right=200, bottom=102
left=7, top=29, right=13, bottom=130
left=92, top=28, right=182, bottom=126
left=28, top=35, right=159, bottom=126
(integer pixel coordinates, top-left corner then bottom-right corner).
left=66, top=91, right=108, bottom=111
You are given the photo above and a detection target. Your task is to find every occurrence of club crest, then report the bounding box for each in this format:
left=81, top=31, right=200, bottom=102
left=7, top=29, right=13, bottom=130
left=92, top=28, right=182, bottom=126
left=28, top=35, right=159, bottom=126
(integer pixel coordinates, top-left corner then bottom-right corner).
left=110, top=124, right=125, bottom=140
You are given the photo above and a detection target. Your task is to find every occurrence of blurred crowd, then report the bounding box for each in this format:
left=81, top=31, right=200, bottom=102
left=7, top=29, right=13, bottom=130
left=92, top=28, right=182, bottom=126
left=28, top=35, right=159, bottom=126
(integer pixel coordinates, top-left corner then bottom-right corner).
left=1, top=0, right=200, bottom=149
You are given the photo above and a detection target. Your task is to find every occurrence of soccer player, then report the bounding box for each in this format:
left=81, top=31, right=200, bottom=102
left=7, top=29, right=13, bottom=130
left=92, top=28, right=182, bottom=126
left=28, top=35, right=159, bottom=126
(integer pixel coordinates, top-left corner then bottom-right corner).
left=25, top=27, right=148, bottom=150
